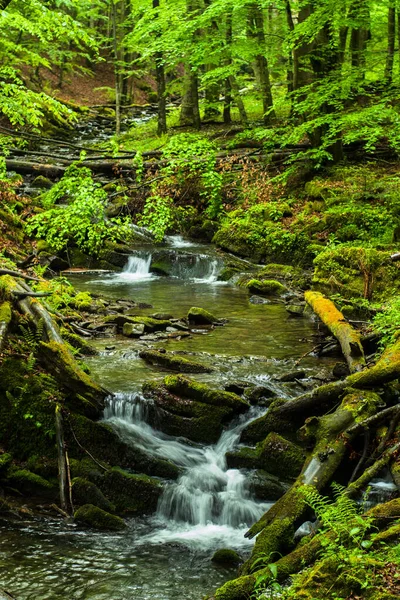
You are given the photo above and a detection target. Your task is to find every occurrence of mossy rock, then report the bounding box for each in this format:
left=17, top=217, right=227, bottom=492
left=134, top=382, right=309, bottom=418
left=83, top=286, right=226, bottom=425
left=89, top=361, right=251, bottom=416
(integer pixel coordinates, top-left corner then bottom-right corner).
left=104, top=314, right=171, bottom=332
left=225, top=447, right=258, bottom=470
left=97, top=467, right=162, bottom=515
left=69, top=414, right=179, bottom=480
left=248, top=470, right=291, bottom=501
left=72, top=477, right=115, bottom=513
left=143, top=376, right=249, bottom=444
left=74, top=504, right=126, bottom=531
left=32, top=176, right=53, bottom=189
left=390, top=457, right=400, bottom=488
left=6, top=469, right=54, bottom=496
left=0, top=302, right=12, bottom=325
left=187, top=307, right=220, bottom=325
left=246, top=279, right=286, bottom=296
left=122, top=322, right=145, bottom=337
left=0, top=453, right=12, bottom=476
left=139, top=350, right=213, bottom=373
left=257, top=432, right=306, bottom=479
left=211, top=548, right=241, bottom=567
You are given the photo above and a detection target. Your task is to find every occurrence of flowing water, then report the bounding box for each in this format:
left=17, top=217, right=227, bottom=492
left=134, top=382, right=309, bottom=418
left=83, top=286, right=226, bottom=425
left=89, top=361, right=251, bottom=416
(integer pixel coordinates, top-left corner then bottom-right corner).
left=0, top=239, right=334, bottom=599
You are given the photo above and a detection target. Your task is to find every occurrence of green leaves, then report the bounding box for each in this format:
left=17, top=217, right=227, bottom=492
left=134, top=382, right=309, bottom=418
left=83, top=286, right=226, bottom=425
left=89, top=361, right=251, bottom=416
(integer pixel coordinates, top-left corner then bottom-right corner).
left=26, top=163, right=134, bottom=256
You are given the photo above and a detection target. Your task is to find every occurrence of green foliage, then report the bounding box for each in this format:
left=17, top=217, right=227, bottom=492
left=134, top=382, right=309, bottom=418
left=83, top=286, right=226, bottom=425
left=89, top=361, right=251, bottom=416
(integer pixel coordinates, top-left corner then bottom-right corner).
left=138, top=194, right=174, bottom=242
left=25, top=164, right=134, bottom=256
left=373, top=296, right=400, bottom=348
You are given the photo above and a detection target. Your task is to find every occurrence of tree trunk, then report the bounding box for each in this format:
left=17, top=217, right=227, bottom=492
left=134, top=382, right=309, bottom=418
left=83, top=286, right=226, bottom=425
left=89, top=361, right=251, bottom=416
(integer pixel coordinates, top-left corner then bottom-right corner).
left=0, top=302, right=11, bottom=352
left=248, top=3, right=275, bottom=124
left=180, top=1, right=201, bottom=129
left=111, top=0, right=122, bottom=135
left=385, top=5, right=396, bottom=82
left=349, top=0, right=370, bottom=76
left=153, top=0, right=167, bottom=135
left=55, top=404, right=71, bottom=514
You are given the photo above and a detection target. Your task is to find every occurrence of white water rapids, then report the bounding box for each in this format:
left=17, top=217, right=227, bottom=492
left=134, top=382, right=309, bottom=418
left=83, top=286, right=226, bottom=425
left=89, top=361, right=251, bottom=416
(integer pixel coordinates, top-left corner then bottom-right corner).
left=104, top=394, right=272, bottom=550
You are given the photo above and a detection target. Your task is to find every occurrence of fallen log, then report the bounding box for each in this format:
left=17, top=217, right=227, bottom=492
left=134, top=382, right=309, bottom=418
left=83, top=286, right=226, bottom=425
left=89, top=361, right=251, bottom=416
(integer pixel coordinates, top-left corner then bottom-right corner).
left=0, top=269, right=42, bottom=282
left=12, top=291, right=52, bottom=298
left=0, top=302, right=12, bottom=352
left=305, top=291, right=366, bottom=373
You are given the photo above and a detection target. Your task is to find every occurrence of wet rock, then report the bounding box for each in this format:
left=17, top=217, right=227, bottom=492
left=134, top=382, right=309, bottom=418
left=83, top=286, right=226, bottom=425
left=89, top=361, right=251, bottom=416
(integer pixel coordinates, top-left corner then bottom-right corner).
left=69, top=414, right=179, bottom=480
left=246, top=279, right=286, bottom=296
left=151, top=313, right=174, bottom=321
left=211, top=549, right=241, bottom=567
left=257, top=433, right=306, bottom=479
left=277, top=370, right=306, bottom=382
left=244, top=385, right=277, bottom=405
left=72, top=477, right=115, bottom=513
left=6, top=469, right=54, bottom=496
left=38, top=253, right=70, bottom=272
left=226, top=447, right=258, bottom=470
left=224, top=381, right=252, bottom=395
left=105, top=315, right=172, bottom=333
left=286, top=304, right=305, bottom=317
left=123, top=323, right=146, bottom=337
left=143, top=375, right=249, bottom=444
left=187, top=306, right=220, bottom=325
left=74, top=504, right=126, bottom=530
left=248, top=470, right=291, bottom=501
left=170, top=320, right=189, bottom=331
left=332, top=362, right=350, bottom=379
left=97, top=467, right=163, bottom=515
left=139, top=350, right=213, bottom=373
left=249, top=295, right=270, bottom=305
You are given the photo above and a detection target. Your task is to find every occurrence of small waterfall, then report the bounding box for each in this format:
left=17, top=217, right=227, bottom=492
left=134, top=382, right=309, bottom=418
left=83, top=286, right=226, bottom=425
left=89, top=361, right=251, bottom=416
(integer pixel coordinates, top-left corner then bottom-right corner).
left=117, top=253, right=153, bottom=282
left=104, top=394, right=271, bottom=549
left=167, top=254, right=222, bottom=283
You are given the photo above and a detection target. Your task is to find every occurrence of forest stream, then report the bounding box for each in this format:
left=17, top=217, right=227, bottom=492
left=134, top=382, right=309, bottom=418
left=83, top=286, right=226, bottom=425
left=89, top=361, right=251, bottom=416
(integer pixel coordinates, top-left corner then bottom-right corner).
left=0, top=236, right=336, bottom=600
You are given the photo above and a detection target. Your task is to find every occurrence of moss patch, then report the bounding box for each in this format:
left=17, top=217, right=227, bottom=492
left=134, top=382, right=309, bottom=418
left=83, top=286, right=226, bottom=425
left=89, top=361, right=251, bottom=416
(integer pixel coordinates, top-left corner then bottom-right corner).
left=74, top=504, right=126, bottom=531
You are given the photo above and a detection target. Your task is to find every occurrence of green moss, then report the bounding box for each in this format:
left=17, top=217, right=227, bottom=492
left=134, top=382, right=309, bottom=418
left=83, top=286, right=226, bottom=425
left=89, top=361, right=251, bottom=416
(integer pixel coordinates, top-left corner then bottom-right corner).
left=98, top=467, right=162, bottom=515
left=74, top=504, right=126, bottom=531
left=60, top=328, right=98, bottom=356
left=72, top=477, right=115, bottom=513
left=0, top=453, right=12, bottom=476
left=139, top=350, right=213, bottom=373
left=6, top=468, right=54, bottom=495
left=187, top=306, right=219, bottom=325
left=214, top=574, right=256, bottom=600
left=257, top=433, right=306, bottom=479
left=163, top=375, right=249, bottom=410
left=69, top=414, right=179, bottom=479
left=225, top=447, right=259, bottom=470
left=104, top=315, right=171, bottom=332
left=212, top=549, right=241, bottom=566
left=0, top=302, right=12, bottom=324
left=246, top=279, right=286, bottom=296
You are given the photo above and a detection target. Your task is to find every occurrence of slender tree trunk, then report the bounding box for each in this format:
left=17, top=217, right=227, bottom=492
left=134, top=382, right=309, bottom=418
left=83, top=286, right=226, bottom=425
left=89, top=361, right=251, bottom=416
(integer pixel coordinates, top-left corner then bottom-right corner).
left=153, top=0, right=167, bottom=135
left=248, top=3, right=275, bottom=124
left=111, top=0, right=122, bottom=135
left=349, top=0, right=370, bottom=76
left=385, top=4, right=396, bottom=82
left=203, top=0, right=221, bottom=120
left=55, top=405, right=71, bottom=514
left=180, top=1, right=201, bottom=128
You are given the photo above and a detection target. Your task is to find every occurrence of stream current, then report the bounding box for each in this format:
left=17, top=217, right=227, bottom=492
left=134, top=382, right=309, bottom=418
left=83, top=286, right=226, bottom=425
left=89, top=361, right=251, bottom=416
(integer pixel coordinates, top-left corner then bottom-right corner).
left=0, top=238, right=330, bottom=599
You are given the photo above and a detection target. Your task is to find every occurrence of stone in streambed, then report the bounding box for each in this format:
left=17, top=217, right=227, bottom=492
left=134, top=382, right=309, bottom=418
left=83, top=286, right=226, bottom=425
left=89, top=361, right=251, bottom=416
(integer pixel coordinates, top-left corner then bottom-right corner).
left=72, top=477, right=115, bottom=513
left=105, top=314, right=172, bottom=333
left=277, top=370, right=306, bottom=382
left=187, top=307, right=220, bottom=325
left=286, top=304, right=305, bottom=317
left=257, top=433, right=306, bottom=479
left=151, top=313, right=174, bottom=321
left=123, top=323, right=145, bottom=337
left=142, top=375, right=249, bottom=444
left=244, top=385, right=277, bottom=405
left=226, top=447, right=258, bottom=470
left=74, top=504, right=126, bottom=531
left=98, top=467, right=163, bottom=515
left=246, top=279, right=286, bottom=296
left=248, top=470, right=291, bottom=501
left=139, top=350, right=213, bottom=373
left=212, top=549, right=241, bottom=567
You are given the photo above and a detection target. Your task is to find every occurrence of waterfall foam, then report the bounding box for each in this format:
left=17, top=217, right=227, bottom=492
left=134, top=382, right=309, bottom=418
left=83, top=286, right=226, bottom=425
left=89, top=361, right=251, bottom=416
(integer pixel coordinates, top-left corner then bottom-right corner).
left=104, top=393, right=272, bottom=549
left=117, top=254, right=153, bottom=281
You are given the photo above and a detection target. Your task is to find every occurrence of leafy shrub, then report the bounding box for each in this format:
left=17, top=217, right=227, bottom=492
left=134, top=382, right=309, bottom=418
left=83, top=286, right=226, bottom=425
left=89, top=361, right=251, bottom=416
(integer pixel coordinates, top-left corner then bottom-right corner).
left=26, top=164, right=133, bottom=256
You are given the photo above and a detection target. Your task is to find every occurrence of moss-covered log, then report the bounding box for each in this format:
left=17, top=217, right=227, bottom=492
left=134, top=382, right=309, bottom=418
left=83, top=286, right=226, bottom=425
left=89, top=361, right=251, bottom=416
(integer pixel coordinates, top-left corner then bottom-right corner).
left=0, top=301, right=12, bottom=352
left=305, top=291, right=366, bottom=373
